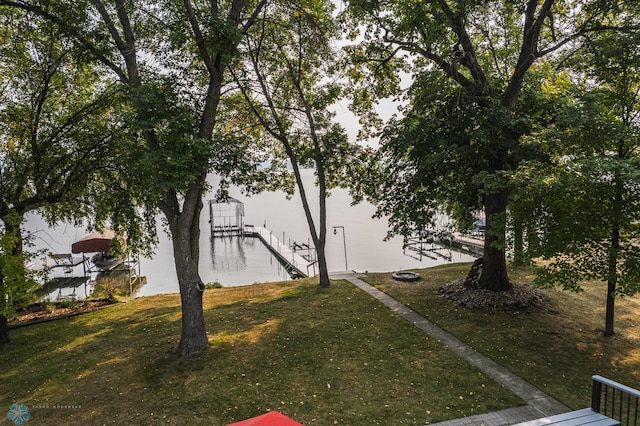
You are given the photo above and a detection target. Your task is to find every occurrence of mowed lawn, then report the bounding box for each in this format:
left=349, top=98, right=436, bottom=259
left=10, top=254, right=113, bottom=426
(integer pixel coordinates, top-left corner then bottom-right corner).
left=365, top=263, right=640, bottom=410
left=1, top=275, right=520, bottom=425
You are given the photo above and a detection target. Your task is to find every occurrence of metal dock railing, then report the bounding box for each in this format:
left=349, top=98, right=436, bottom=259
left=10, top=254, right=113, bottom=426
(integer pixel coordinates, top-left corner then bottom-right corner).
left=244, top=226, right=316, bottom=278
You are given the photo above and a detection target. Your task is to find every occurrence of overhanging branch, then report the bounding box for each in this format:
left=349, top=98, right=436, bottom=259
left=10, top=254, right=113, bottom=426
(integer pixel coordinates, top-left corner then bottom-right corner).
left=0, top=0, right=128, bottom=83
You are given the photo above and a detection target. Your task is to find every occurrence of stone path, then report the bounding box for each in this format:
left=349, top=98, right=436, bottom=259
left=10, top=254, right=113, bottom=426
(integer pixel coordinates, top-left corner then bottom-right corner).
left=329, top=272, right=571, bottom=426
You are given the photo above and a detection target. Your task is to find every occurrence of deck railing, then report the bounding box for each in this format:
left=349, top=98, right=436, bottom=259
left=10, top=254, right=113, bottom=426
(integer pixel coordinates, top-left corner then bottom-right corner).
left=592, top=375, right=640, bottom=425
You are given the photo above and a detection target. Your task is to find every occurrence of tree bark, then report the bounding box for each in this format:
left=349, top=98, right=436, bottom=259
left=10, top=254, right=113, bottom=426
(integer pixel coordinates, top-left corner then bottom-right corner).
left=604, top=225, right=618, bottom=336
left=604, top=170, right=623, bottom=336
left=308, top=115, right=330, bottom=289
left=478, top=191, right=512, bottom=291
left=0, top=228, right=10, bottom=343
left=0, top=315, right=9, bottom=343
left=313, top=152, right=331, bottom=289
left=604, top=278, right=616, bottom=336
left=162, top=181, right=208, bottom=356
left=288, top=156, right=331, bottom=289
left=0, top=215, right=24, bottom=344
left=316, top=244, right=331, bottom=288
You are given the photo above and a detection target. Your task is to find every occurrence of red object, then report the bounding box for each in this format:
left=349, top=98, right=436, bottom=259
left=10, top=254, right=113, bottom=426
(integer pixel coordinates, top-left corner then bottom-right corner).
left=226, top=411, right=303, bottom=426
left=71, top=230, right=116, bottom=253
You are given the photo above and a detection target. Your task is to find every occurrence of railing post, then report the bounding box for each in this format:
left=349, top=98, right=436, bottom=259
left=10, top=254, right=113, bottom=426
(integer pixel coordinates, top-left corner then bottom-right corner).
left=592, top=376, right=603, bottom=413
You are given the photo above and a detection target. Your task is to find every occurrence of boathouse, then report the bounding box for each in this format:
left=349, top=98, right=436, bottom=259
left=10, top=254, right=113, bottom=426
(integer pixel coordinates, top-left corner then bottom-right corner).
left=208, top=198, right=245, bottom=237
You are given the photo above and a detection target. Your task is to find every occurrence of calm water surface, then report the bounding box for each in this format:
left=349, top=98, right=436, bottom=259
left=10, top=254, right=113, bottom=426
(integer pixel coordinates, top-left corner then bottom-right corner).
left=24, top=169, right=475, bottom=297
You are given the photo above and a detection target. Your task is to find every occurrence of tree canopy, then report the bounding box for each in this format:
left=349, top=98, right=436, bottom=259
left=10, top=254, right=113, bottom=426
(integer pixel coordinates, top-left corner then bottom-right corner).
left=0, top=0, right=337, bottom=354
left=232, top=0, right=357, bottom=288
left=0, top=8, right=137, bottom=342
left=343, top=0, right=639, bottom=291
left=520, top=23, right=640, bottom=335
left=2, top=0, right=640, bottom=345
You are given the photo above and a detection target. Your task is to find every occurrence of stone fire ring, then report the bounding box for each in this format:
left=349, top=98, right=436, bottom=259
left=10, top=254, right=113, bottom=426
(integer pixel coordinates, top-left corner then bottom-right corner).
left=391, top=271, right=421, bottom=282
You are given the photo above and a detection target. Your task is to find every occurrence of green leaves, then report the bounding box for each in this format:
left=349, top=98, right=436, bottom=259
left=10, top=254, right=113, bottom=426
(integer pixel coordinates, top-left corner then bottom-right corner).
left=0, top=7, right=157, bottom=316
left=518, top=19, right=640, bottom=306
left=233, top=0, right=353, bottom=184
left=0, top=211, right=41, bottom=319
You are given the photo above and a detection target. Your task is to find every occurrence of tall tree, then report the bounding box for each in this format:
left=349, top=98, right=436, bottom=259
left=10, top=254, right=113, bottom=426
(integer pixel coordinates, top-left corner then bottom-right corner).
left=526, top=26, right=640, bottom=335
left=344, top=0, right=635, bottom=291
left=232, top=1, right=353, bottom=288
left=0, top=0, right=270, bottom=355
left=0, top=10, right=135, bottom=342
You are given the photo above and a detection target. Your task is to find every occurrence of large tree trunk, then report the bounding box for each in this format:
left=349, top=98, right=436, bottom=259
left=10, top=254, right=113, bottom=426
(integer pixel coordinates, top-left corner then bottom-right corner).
left=478, top=191, right=512, bottom=291
left=162, top=182, right=208, bottom=356
left=0, top=315, right=9, bottom=343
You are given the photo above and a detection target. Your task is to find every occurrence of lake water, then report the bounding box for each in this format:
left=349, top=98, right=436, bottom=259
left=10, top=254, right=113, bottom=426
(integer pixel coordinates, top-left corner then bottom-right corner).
left=24, top=169, right=476, bottom=297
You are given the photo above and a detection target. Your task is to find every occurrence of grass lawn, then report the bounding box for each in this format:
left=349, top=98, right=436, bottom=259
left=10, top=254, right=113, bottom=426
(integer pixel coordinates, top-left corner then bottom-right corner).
left=1, top=276, right=520, bottom=425
left=364, top=263, right=640, bottom=410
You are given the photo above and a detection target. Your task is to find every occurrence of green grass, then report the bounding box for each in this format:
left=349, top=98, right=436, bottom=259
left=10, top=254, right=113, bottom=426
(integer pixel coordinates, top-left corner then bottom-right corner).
left=364, top=263, right=640, bottom=410
left=4, top=263, right=638, bottom=425
left=1, top=277, right=520, bottom=425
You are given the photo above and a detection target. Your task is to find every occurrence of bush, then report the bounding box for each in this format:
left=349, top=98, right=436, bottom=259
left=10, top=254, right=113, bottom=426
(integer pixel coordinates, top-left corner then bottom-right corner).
left=92, top=275, right=122, bottom=302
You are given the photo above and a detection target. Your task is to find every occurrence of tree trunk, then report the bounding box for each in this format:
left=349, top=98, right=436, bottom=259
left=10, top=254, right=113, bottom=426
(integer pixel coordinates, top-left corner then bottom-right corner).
left=0, top=215, right=24, bottom=344
left=296, top=170, right=331, bottom=288
left=316, top=244, right=331, bottom=288
left=315, top=142, right=330, bottom=289
left=285, top=144, right=331, bottom=289
left=163, top=183, right=208, bottom=356
left=478, top=191, right=512, bottom=291
left=175, top=259, right=207, bottom=356
left=604, top=226, right=618, bottom=336
left=604, top=279, right=616, bottom=337
left=297, top=64, right=331, bottom=289
left=0, top=315, right=9, bottom=343
left=604, top=173, right=622, bottom=336
left=0, top=235, right=10, bottom=344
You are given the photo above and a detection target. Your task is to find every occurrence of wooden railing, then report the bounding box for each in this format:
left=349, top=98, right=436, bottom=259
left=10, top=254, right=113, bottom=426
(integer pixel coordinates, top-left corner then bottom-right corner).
left=592, top=375, right=640, bottom=425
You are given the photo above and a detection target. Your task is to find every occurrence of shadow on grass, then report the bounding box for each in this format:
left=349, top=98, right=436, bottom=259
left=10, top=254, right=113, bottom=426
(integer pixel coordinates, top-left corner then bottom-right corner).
left=1, top=278, right=521, bottom=425
left=365, top=264, right=640, bottom=410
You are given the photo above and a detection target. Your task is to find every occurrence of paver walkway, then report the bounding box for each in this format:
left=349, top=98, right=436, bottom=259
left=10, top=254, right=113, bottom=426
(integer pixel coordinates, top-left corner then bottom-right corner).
left=329, top=272, right=571, bottom=426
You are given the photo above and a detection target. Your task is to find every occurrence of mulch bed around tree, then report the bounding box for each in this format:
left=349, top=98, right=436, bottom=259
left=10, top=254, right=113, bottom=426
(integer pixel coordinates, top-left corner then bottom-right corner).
left=9, top=300, right=116, bottom=329
left=438, top=279, right=546, bottom=311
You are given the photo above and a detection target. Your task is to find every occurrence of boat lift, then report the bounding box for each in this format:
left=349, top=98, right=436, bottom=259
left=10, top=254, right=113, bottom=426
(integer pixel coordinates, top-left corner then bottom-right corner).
left=208, top=198, right=245, bottom=237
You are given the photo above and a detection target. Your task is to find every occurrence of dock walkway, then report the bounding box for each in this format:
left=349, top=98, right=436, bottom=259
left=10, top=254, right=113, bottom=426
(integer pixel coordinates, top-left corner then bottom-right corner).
left=405, top=232, right=485, bottom=259
left=451, top=232, right=485, bottom=256
left=245, top=226, right=315, bottom=278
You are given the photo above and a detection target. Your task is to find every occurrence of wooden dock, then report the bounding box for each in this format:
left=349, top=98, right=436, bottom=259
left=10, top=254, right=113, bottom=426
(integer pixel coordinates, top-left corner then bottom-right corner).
left=405, top=232, right=484, bottom=259
left=451, top=232, right=484, bottom=256
left=244, top=226, right=315, bottom=278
